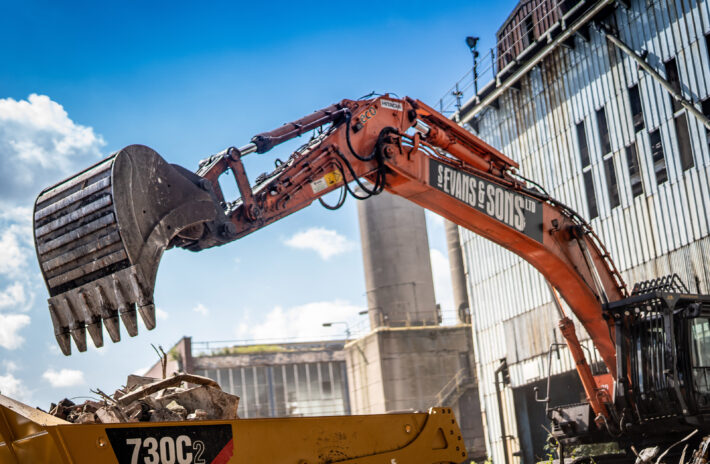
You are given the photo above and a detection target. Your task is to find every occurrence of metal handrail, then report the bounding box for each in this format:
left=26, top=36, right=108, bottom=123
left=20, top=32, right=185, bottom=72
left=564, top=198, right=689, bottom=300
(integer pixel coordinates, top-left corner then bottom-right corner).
left=435, top=368, right=472, bottom=405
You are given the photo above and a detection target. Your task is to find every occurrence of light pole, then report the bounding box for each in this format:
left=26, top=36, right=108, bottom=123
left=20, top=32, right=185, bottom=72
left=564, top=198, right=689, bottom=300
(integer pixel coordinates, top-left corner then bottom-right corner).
left=322, top=321, right=351, bottom=340
left=466, top=36, right=480, bottom=96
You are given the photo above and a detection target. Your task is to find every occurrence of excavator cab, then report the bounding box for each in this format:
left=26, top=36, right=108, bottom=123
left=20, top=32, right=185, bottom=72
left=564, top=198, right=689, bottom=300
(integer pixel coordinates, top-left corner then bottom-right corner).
left=551, top=275, right=710, bottom=446
left=623, top=277, right=710, bottom=425
left=33, top=145, right=224, bottom=355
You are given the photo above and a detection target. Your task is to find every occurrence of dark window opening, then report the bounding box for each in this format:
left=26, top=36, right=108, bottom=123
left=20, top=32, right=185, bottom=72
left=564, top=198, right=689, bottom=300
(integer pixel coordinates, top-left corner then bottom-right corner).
left=626, top=143, right=644, bottom=198
left=664, top=58, right=682, bottom=113
left=702, top=98, right=710, bottom=153
left=597, top=107, right=612, bottom=155
left=524, top=15, right=535, bottom=47
left=628, top=84, right=645, bottom=133
left=691, top=318, right=710, bottom=396
left=583, top=170, right=599, bottom=219
left=576, top=120, right=590, bottom=168
left=674, top=112, right=694, bottom=171
left=604, top=157, right=620, bottom=209
left=649, top=129, right=668, bottom=185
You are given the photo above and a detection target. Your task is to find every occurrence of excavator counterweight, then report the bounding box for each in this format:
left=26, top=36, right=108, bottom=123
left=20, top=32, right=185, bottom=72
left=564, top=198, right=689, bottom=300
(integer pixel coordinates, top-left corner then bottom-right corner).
left=34, top=145, right=221, bottom=355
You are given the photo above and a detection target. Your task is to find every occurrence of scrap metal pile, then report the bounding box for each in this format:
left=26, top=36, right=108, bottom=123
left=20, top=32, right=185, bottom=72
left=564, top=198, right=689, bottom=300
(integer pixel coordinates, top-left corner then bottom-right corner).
left=48, top=373, right=239, bottom=424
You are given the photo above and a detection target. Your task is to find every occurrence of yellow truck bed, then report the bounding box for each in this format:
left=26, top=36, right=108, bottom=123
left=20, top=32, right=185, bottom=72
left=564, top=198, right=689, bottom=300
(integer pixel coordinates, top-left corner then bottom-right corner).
left=0, top=394, right=467, bottom=463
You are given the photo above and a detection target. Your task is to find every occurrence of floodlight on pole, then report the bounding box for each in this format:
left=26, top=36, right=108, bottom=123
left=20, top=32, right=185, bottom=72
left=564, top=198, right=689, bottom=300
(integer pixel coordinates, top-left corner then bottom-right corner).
left=322, top=321, right=351, bottom=340
left=465, top=36, right=480, bottom=95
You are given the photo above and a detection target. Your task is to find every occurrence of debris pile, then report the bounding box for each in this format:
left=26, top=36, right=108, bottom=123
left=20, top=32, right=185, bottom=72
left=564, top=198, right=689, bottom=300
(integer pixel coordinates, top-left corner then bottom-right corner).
left=49, top=373, right=239, bottom=424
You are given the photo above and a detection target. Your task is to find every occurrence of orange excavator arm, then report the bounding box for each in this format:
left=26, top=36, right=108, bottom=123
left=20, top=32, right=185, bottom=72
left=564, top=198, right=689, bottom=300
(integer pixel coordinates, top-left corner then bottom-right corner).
left=197, top=95, right=627, bottom=367
left=34, top=95, right=628, bottom=423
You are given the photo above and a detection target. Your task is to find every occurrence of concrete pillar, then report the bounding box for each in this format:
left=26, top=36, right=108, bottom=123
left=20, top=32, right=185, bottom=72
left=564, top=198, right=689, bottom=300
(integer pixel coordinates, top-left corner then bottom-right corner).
left=357, top=192, right=438, bottom=328
left=444, top=219, right=471, bottom=324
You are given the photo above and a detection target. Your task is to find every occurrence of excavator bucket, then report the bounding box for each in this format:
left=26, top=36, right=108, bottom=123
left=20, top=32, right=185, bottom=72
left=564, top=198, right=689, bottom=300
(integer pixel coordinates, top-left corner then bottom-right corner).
left=34, top=145, right=220, bottom=355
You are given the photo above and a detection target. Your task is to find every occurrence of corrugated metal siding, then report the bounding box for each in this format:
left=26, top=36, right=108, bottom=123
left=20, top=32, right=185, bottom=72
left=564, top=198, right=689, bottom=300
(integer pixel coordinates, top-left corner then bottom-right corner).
left=460, top=0, right=710, bottom=462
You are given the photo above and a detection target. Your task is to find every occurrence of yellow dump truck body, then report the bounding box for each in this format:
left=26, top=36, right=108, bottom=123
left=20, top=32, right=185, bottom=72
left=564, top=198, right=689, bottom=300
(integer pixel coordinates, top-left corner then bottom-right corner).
left=0, top=394, right=467, bottom=463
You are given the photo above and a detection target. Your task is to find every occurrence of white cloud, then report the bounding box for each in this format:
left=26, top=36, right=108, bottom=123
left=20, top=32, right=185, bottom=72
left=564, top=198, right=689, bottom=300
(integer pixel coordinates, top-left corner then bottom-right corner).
left=0, top=362, right=30, bottom=402
left=242, top=300, right=365, bottom=341
left=430, top=249, right=455, bottom=323
left=0, top=229, right=27, bottom=277
left=0, top=313, right=31, bottom=349
left=0, top=282, right=26, bottom=310
left=42, top=368, right=85, bottom=387
left=156, top=307, right=169, bottom=320
left=3, top=360, right=18, bottom=373
left=284, top=227, right=355, bottom=260
left=0, top=206, right=32, bottom=225
left=0, top=373, right=25, bottom=398
left=0, top=94, right=105, bottom=208
left=193, top=303, right=209, bottom=316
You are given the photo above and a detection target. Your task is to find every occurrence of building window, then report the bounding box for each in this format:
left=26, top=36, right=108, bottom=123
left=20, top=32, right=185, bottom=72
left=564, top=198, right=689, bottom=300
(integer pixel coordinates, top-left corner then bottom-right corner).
left=625, top=143, right=644, bottom=198
left=577, top=119, right=597, bottom=219
left=524, top=15, right=535, bottom=47
left=628, top=84, right=645, bottom=133
left=596, top=107, right=612, bottom=155
left=576, top=120, right=590, bottom=168
left=583, top=170, right=599, bottom=219
left=702, top=98, right=710, bottom=152
left=664, top=58, right=682, bottom=113
left=674, top=112, right=694, bottom=171
left=649, top=129, right=668, bottom=185
left=604, top=156, right=620, bottom=209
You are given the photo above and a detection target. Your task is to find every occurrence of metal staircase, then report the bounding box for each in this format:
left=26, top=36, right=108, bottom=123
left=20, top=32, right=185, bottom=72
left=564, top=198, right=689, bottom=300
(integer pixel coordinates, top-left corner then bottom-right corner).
left=435, top=368, right=476, bottom=406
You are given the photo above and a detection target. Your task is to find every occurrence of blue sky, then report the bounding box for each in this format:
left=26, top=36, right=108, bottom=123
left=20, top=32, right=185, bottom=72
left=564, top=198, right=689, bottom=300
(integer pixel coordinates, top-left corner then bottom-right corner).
left=0, top=1, right=517, bottom=407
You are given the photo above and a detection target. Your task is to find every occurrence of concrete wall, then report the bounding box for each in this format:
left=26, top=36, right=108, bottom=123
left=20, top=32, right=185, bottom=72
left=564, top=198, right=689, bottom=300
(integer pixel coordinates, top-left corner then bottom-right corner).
left=345, top=325, right=486, bottom=458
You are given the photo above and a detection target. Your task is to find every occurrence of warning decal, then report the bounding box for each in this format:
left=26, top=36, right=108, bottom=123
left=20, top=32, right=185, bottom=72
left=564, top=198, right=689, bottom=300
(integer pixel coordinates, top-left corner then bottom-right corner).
left=106, top=424, right=233, bottom=464
left=310, top=169, right=343, bottom=194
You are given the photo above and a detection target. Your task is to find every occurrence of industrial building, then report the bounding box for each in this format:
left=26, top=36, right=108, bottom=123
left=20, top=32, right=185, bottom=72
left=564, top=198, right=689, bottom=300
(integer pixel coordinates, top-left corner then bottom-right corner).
left=144, top=337, right=351, bottom=418
left=439, top=0, right=710, bottom=462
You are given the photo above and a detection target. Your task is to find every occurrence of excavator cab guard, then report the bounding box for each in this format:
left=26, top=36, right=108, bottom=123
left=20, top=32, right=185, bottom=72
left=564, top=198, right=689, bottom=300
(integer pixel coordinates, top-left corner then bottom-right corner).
left=550, top=275, right=710, bottom=446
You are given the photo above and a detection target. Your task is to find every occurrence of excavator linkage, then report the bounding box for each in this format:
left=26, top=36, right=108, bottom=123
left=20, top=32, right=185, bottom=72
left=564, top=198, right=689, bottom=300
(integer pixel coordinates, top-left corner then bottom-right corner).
left=34, top=145, right=221, bottom=355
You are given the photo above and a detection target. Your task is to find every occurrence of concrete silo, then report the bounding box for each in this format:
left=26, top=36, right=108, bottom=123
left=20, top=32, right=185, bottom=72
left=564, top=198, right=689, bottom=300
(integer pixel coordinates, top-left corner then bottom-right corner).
left=356, top=191, right=439, bottom=328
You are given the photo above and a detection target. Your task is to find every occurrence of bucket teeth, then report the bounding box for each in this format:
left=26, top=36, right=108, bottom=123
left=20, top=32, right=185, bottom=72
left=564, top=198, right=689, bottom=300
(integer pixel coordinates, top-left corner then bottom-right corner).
left=54, top=331, right=71, bottom=356
left=139, top=303, right=156, bottom=331
left=55, top=332, right=72, bottom=356
left=77, top=290, right=103, bottom=347
left=70, top=323, right=87, bottom=352
left=120, top=304, right=139, bottom=337
left=93, top=285, right=120, bottom=342
left=103, top=315, right=121, bottom=343
left=48, top=302, right=71, bottom=355
left=112, top=274, right=138, bottom=337
left=86, top=319, right=104, bottom=348
left=128, top=269, right=155, bottom=330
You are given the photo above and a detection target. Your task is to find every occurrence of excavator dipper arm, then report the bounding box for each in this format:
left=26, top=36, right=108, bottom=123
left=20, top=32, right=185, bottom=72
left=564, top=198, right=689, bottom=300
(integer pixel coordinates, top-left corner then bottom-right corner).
left=34, top=95, right=628, bottom=423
